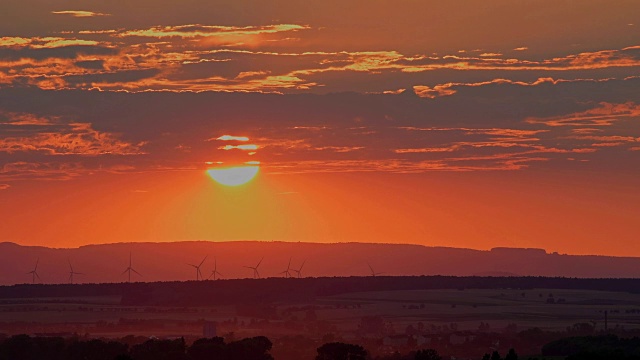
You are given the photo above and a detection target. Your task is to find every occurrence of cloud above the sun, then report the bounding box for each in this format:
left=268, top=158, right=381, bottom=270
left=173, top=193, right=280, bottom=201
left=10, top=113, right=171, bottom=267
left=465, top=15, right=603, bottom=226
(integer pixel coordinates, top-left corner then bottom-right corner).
left=0, top=0, right=638, bottom=184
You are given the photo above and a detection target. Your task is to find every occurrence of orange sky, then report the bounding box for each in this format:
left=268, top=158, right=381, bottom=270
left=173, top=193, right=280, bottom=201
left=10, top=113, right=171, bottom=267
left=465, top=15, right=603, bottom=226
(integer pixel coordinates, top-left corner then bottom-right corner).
left=0, top=0, right=639, bottom=256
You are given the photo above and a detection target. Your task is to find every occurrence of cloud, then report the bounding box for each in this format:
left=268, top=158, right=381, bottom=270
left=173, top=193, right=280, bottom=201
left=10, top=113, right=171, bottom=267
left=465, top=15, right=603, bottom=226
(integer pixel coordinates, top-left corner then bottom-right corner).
left=0, top=76, right=637, bottom=182
left=117, top=24, right=309, bottom=42
left=219, top=144, right=259, bottom=151
left=0, top=36, right=103, bottom=50
left=2, top=25, right=639, bottom=94
left=0, top=183, right=9, bottom=190
left=0, top=113, right=146, bottom=155
left=51, top=11, right=110, bottom=18
left=525, top=102, right=640, bottom=127
left=0, top=161, right=86, bottom=181
left=412, top=77, right=637, bottom=99
left=215, top=135, right=250, bottom=141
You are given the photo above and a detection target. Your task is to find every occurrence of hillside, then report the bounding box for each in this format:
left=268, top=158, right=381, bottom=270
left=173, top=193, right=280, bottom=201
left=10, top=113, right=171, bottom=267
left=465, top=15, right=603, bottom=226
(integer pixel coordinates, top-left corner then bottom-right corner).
left=1, top=241, right=640, bottom=285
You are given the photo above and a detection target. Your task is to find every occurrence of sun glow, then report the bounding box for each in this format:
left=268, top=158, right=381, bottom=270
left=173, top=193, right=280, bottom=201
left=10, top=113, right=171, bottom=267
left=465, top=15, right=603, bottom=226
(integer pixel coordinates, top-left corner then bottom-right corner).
left=207, top=165, right=259, bottom=186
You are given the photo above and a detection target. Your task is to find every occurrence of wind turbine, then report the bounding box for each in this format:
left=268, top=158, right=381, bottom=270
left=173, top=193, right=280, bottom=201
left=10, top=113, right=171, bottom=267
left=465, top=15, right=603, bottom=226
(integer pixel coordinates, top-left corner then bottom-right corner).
left=279, top=257, right=292, bottom=278
left=188, top=255, right=207, bottom=281
left=68, top=260, right=84, bottom=284
left=27, top=258, right=41, bottom=284
left=292, top=260, right=306, bottom=278
left=367, top=262, right=384, bottom=277
left=122, top=252, right=142, bottom=283
left=244, top=257, right=263, bottom=279
left=208, top=258, right=222, bottom=280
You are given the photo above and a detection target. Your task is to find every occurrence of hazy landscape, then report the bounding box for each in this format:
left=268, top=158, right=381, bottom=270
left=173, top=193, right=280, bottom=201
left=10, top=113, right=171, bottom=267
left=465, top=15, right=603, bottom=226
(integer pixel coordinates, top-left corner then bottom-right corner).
left=3, top=241, right=640, bottom=285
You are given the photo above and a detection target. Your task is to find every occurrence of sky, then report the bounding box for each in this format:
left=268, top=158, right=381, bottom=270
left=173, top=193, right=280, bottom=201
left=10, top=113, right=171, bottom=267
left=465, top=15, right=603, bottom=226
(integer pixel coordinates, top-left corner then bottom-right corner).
left=0, top=0, right=639, bottom=256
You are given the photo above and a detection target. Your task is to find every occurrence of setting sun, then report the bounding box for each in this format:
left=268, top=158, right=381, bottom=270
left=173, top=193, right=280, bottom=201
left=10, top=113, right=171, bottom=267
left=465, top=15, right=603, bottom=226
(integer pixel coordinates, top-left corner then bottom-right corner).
left=207, top=165, right=259, bottom=186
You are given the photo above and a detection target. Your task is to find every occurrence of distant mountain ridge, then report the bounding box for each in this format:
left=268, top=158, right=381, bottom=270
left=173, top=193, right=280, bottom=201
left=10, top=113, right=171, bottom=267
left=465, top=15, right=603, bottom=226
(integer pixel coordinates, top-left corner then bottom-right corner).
left=0, top=241, right=639, bottom=285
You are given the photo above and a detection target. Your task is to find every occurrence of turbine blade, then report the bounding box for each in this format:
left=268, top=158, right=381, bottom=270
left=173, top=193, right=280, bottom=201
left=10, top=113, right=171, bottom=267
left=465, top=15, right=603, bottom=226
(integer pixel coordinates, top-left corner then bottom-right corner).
left=131, top=268, right=142, bottom=276
left=121, top=268, right=130, bottom=275
left=256, top=257, right=264, bottom=268
left=68, top=260, right=73, bottom=271
left=199, top=255, right=207, bottom=267
left=299, top=260, right=306, bottom=271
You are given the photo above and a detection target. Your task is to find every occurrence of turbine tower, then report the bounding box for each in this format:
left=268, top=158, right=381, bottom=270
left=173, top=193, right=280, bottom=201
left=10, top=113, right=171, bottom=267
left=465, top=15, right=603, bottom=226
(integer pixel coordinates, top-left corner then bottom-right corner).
left=27, top=258, right=41, bottom=284
left=292, top=260, right=306, bottom=278
left=68, top=260, right=84, bottom=284
left=367, top=262, right=384, bottom=277
left=188, top=255, right=207, bottom=281
left=244, top=257, right=263, bottom=279
left=122, top=252, right=142, bottom=283
left=279, top=257, right=293, bottom=278
left=208, top=258, right=223, bottom=280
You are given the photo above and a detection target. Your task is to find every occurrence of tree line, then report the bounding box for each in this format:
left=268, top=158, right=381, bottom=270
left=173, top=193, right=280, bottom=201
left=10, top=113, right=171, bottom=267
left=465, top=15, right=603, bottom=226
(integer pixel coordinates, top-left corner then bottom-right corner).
left=2, top=276, right=640, bottom=307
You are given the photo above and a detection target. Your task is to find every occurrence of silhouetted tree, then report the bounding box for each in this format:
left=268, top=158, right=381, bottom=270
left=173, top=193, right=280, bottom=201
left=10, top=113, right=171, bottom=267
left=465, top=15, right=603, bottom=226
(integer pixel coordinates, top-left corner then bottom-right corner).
left=415, top=348, right=441, bottom=360
left=491, top=351, right=501, bottom=360
left=67, top=339, right=129, bottom=360
left=227, top=336, right=273, bottom=360
left=0, top=335, right=65, bottom=360
left=130, top=338, right=186, bottom=360
left=504, top=348, right=517, bottom=360
left=187, top=337, right=226, bottom=360
left=316, top=342, right=367, bottom=360
left=481, top=354, right=490, bottom=360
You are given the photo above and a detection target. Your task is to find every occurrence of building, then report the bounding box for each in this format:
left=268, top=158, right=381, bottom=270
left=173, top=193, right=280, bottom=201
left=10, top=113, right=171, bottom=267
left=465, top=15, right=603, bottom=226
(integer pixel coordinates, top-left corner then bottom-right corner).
left=203, top=321, right=217, bottom=338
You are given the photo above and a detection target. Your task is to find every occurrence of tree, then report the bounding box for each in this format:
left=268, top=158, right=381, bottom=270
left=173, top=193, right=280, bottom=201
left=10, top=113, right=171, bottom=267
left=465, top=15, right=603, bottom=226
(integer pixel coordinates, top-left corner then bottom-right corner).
left=130, top=338, right=186, bottom=360
left=504, top=348, right=518, bottom=360
left=187, top=337, right=226, bottom=360
left=67, top=339, right=129, bottom=360
left=415, top=348, right=441, bottom=360
left=316, top=342, right=367, bottom=360
left=227, top=336, right=273, bottom=360
left=481, top=354, right=490, bottom=360
left=491, top=351, right=501, bottom=360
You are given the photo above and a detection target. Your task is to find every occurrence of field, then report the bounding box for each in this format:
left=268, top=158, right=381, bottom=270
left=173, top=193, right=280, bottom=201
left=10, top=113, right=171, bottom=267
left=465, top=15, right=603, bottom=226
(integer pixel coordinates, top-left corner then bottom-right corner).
left=2, top=286, right=640, bottom=338
left=316, top=288, right=640, bottom=333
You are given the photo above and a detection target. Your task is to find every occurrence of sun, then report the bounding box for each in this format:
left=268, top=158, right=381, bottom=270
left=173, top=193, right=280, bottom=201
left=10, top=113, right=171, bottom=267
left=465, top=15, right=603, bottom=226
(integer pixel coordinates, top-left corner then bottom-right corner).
left=207, top=165, right=259, bottom=186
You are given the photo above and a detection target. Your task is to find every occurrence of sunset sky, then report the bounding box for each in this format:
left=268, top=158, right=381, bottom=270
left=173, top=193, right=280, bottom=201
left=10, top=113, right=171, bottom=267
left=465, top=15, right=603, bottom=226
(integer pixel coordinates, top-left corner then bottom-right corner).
left=1, top=0, right=639, bottom=256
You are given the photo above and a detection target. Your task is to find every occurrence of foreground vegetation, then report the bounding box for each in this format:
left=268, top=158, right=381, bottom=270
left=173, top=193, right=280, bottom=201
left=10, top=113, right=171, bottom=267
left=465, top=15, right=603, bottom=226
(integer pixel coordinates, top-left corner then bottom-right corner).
left=1, top=334, right=639, bottom=360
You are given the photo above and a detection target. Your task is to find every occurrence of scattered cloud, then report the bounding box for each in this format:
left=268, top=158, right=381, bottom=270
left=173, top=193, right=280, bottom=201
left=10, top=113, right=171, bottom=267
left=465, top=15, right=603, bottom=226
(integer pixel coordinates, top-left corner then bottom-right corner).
left=215, top=135, right=250, bottom=141
left=525, top=102, right=640, bottom=127
left=51, top=11, right=110, bottom=18
left=117, top=24, right=309, bottom=43
left=0, top=114, right=146, bottom=155
left=219, top=144, right=259, bottom=151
